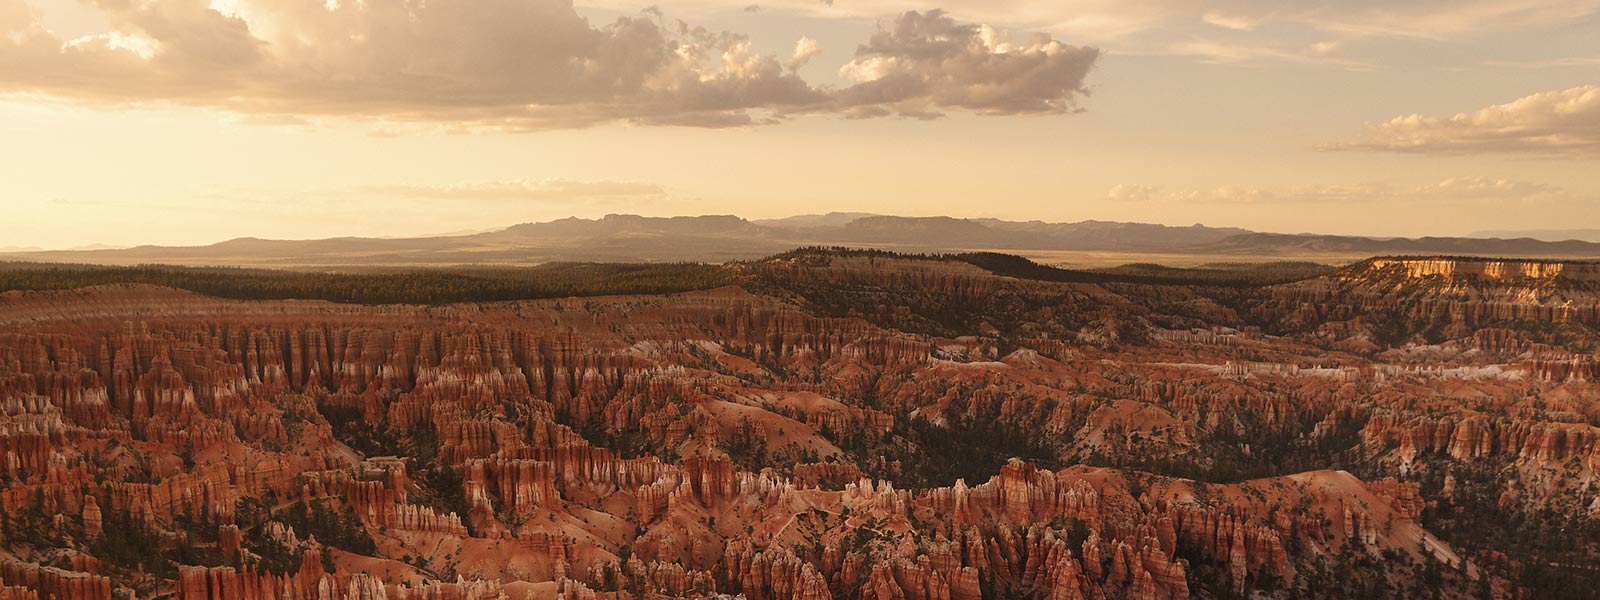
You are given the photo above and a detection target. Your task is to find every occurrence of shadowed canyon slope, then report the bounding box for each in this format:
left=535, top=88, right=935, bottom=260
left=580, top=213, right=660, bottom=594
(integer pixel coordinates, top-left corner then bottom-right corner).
left=1, top=251, right=1598, bottom=600
left=8, top=214, right=1600, bottom=267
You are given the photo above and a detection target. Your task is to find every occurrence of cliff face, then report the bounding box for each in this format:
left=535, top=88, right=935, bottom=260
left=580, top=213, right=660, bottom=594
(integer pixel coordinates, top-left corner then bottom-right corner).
left=2, top=254, right=1597, bottom=599
left=1264, top=258, right=1600, bottom=339
left=1365, top=258, right=1600, bottom=282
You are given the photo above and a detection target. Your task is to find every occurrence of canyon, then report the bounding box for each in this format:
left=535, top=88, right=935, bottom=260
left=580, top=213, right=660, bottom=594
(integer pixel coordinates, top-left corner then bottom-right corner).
left=1, top=251, right=1597, bottom=600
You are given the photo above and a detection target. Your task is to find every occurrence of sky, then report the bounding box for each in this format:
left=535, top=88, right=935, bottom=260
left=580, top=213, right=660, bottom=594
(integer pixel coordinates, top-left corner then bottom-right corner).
left=1, top=0, right=1598, bottom=248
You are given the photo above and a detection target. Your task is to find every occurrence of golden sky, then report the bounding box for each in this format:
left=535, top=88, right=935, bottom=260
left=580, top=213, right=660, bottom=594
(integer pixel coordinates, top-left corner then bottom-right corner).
left=2, top=0, right=1598, bottom=248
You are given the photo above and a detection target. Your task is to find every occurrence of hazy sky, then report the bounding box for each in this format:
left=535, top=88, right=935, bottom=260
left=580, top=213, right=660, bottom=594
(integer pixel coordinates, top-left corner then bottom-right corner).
left=2, top=0, right=1598, bottom=248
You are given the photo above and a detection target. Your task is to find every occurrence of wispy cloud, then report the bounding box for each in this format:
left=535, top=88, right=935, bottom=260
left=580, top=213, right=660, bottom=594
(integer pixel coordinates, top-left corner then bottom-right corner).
left=360, top=179, right=668, bottom=202
left=1167, top=39, right=1373, bottom=69
left=1108, top=177, right=1578, bottom=206
left=1200, top=10, right=1265, bottom=31
left=1482, top=57, right=1600, bottom=69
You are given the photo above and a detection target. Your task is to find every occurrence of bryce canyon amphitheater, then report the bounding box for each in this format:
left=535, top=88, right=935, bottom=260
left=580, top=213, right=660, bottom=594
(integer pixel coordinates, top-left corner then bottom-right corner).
left=1, top=251, right=1596, bottom=600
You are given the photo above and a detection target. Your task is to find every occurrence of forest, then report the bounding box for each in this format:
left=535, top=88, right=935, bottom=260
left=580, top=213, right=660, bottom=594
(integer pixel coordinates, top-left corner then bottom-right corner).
left=767, top=247, right=1332, bottom=287
left=0, top=250, right=1337, bottom=309
left=0, top=261, right=731, bottom=304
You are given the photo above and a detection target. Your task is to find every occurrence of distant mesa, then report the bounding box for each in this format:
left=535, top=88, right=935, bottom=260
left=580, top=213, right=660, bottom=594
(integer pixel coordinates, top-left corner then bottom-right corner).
left=1193, top=232, right=1600, bottom=258
left=1469, top=228, right=1600, bottom=243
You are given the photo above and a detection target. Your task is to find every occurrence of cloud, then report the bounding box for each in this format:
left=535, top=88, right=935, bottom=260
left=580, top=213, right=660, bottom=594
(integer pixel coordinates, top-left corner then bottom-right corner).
left=0, top=0, right=1100, bottom=130
left=1421, top=176, right=1561, bottom=199
left=1324, top=85, right=1600, bottom=157
left=1483, top=57, right=1600, bottom=69
left=583, top=0, right=1600, bottom=43
left=786, top=36, right=820, bottom=70
left=833, top=10, right=1100, bottom=117
left=1168, top=39, right=1372, bottom=69
left=361, top=179, right=668, bottom=202
left=1106, top=183, right=1159, bottom=202
left=0, top=0, right=820, bottom=129
left=1270, top=0, right=1600, bottom=39
left=575, top=0, right=1599, bottom=74
left=1200, top=10, right=1263, bottom=31
left=1108, top=177, right=1577, bottom=206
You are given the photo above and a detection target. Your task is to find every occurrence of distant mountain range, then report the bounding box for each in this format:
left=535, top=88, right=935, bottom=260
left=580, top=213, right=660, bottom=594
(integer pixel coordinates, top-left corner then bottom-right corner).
left=1469, top=229, right=1600, bottom=243
left=5, top=213, right=1600, bottom=267
left=1195, top=233, right=1600, bottom=256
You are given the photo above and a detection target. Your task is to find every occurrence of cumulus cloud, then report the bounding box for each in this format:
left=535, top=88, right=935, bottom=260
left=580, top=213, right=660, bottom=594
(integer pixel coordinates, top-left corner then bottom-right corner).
left=1106, top=184, right=1160, bottom=202
left=786, top=36, right=820, bottom=70
left=833, top=10, right=1100, bottom=118
left=0, top=0, right=822, bottom=128
left=0, top=0, right=1100, bottom=130
left=1109, top=177, right=1576, bottom=206
left=1325, top=85, right=1600, bottom=156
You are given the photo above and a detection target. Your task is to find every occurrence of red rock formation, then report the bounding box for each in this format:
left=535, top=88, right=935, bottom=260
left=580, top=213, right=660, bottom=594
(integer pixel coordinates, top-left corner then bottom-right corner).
left=724, top=540, right=831, bottom=600
left=3, top=257, right=1587, bottom=600
left=0, top=561, right=110, bottom=600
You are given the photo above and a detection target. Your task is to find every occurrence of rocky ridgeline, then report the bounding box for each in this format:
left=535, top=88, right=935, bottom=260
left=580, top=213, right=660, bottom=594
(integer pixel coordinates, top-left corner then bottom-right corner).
left=1361, top=258, right=1600, bottom=283
left=1265, top=258, right=1600, bottom=341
